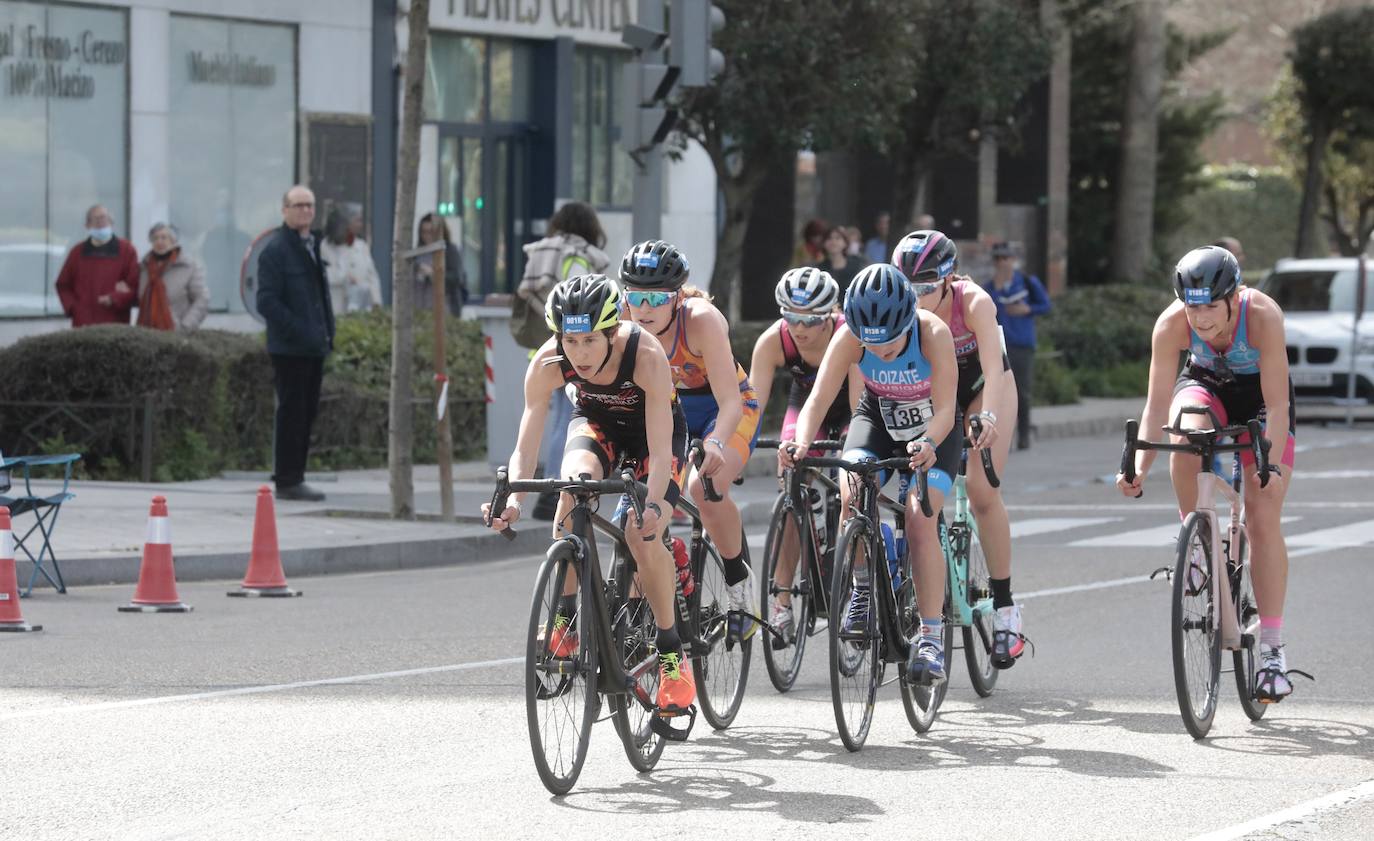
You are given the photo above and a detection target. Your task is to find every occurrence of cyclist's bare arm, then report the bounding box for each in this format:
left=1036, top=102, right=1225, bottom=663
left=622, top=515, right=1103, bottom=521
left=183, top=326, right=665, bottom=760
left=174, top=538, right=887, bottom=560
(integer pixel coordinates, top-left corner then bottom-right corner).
left=965, top=285, right=1012, bottom=445
left=748, top=320, right=785, bottom=420
left=507, top=341, right=564, bottom=502
left=920, top=310, right=958, bottom=452
left=694, top=303, right=745, bottom=472
left=1251, top=292, right=1291, bottom=464
left=784, top=325, right=862, bottom=462
left=1123, top=304, right=1189, bottom=491
left=846, top=361, right=864, bottom=414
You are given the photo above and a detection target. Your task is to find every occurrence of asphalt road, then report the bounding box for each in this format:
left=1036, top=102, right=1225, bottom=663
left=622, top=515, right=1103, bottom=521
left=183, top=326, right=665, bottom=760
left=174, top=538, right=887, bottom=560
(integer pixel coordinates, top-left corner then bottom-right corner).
left=4, top=426, right=1373, bottom=840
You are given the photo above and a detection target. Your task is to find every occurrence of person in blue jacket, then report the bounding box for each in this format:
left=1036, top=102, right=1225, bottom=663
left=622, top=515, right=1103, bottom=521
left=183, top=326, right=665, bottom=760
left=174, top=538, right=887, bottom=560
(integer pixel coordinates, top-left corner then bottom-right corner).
left=984, top=242, right=1051, bottom=450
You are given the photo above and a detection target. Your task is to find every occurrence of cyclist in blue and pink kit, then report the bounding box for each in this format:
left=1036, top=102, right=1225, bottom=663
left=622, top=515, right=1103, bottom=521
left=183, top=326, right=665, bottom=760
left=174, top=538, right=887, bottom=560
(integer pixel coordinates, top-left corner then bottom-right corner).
left=750, top=267, right=862, bottom=644
left=780, top=264, right=958, bottom=685
left=1117, top=245, right=1304, bottom=703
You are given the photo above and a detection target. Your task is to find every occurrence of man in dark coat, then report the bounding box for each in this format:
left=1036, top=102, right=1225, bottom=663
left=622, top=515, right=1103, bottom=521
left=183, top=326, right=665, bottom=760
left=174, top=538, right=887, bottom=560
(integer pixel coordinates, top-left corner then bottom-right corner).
left=256, top=185, right=335, bottom=501
left=55, top=204, right=140, bottom=327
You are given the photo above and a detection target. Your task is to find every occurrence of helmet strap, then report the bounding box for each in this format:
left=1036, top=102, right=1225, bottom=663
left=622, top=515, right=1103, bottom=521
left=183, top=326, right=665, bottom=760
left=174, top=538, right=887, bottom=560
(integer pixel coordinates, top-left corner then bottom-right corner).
left=594, top=328, right=616, bottom=376
left=653, top=299, right=679, bottom=339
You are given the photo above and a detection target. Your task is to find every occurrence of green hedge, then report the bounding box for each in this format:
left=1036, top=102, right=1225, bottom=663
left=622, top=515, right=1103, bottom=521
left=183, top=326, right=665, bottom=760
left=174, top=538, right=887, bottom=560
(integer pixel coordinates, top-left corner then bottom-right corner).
left=1038, top=284, right=1171, bottom=401
left=0, top=314, right=486, bottom=480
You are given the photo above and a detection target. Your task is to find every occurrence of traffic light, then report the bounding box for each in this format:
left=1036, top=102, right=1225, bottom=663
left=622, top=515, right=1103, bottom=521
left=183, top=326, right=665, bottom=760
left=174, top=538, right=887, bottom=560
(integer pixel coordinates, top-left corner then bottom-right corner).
left=669, top=1, right=725, bottom=89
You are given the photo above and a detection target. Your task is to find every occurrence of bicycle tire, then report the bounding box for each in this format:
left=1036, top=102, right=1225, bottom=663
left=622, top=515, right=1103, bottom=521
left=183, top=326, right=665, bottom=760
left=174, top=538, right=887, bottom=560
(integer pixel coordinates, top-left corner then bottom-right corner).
left=828, top=516, right=881, bottom=752
left=761, top=494, right=812, bottom=693
left=525, top=542, right=598, bottom=794
left=1231, top=530, right=1267, bottom=722
left=1172, top=513, right=1221, bottom=739
left=960, top=522, right=998, bottom=697
left=692, top=534, right=751, bottom=730
left=608, top=551, right=666, bottom=772
left=901, top=597, right=953, bottom=734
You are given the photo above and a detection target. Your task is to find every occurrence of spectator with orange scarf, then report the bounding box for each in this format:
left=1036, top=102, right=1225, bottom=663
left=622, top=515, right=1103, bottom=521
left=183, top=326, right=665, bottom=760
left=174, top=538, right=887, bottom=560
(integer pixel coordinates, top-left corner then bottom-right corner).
left=137, top=223, right=209, bottom=331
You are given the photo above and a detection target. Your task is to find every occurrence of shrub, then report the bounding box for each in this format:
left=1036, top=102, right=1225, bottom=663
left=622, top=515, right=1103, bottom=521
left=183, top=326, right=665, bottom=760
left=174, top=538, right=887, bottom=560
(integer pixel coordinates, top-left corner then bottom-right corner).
left=1032, top=343, right=1080, bottom=406
left=1041, top=284, right=1173, bottom=371
left=1160, top=165, right=1303, bottom=274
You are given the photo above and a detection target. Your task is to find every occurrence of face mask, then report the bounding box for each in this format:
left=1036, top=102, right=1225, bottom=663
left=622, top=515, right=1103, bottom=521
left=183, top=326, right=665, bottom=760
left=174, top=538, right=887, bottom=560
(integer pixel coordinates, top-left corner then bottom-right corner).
left=88, top=226, right=113, bottom=243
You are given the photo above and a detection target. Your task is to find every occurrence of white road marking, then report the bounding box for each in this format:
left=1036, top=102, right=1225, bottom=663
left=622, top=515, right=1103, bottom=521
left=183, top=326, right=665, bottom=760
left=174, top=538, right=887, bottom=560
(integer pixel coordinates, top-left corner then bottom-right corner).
left=1070, top=516, right=1300, bottom=548
left=1185, top=779, right=1374, bottom=841
left=1011, top=517, right=1121, bottom=538
left=1288, top=519, right=1374, bottom=547
left=0, top=656, right=524, bottom=722
left=1018, top=575, right=1154, bottom=601
left=1298, top=469, right=1374, bottom=479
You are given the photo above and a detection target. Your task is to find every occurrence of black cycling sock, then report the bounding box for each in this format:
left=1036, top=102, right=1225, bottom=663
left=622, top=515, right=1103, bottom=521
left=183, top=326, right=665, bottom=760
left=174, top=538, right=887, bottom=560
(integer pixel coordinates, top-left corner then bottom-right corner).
left=656, top=625, right=683, bottom=658
left=723, top=551, right=750, bottom=586
left=990, top=577, right=1013, bottom=610
left=556, top=594, right=578, bottom=620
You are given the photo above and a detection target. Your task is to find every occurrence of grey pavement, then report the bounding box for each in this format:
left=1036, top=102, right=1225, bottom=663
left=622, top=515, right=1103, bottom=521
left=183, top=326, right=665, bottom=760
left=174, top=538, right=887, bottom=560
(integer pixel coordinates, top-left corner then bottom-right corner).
left=3, top=424, right=1372, bottom=839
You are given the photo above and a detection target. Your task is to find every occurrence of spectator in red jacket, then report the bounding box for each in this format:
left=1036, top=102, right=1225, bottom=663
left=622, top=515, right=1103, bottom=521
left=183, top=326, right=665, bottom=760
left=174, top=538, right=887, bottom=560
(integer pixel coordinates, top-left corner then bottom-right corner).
left=55, top=204, right=140, bottom=327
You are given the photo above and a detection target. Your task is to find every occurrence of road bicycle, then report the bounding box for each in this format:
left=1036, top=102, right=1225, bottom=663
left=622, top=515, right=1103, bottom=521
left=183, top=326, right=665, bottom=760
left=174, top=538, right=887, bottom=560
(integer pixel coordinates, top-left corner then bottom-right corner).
left=1120, top=407, right=1283, bottom=738
left=753, top=438, right=845, bottom=692
left=486, top=463, right=743, bottom=794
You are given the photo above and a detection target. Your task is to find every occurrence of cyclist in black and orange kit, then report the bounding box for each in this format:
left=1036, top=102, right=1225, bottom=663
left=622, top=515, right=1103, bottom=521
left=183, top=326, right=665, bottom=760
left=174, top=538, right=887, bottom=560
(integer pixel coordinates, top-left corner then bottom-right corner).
left=749, top=267, right=861, bottom=644
left=480, top=275, right=695, bottom=713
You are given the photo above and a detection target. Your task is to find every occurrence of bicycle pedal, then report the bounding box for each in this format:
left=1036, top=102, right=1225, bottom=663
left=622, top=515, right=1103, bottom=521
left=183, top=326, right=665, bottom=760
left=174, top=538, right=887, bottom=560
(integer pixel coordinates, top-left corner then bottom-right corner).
left=1149, top=565, right=1173, bottom=581
left=650, top=704, right=697, bottom=742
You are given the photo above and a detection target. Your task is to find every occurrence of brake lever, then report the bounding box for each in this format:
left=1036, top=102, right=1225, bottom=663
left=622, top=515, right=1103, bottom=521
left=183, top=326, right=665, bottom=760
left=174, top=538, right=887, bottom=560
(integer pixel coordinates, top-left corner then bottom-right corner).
left=1121, top=419, right=1143, bottom=499
left=969, top=417, right=999, bottom=488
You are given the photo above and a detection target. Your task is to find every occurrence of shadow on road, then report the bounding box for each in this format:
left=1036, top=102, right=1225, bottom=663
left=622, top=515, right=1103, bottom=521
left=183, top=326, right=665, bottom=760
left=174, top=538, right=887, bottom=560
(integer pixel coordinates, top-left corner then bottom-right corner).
left=553, top=765, right=883, bottom=822
left=1197, top=717, right=1374, bottom=760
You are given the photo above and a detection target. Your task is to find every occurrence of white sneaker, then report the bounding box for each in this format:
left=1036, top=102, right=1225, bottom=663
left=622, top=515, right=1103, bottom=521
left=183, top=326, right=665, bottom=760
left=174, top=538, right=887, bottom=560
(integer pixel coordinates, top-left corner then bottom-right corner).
left=1255, top=643, right=1292, bottom=702
left=726, top=570, right=758, bottom=643
left=770, top=600, right=794, bottom=649
left=991, top=604, right=1026, bottom=669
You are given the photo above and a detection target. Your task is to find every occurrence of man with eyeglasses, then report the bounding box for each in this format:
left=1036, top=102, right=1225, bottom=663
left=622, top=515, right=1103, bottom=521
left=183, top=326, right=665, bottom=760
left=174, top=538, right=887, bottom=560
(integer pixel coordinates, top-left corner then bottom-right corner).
left=256, top=185, right=335, bottom=502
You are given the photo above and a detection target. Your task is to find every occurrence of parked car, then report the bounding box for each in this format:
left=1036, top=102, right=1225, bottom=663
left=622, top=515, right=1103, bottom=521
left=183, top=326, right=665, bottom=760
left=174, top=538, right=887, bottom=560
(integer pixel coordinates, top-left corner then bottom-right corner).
left=0, top=243, right=66, bottom=316
left=1256, top=257, right=1374, bottom=403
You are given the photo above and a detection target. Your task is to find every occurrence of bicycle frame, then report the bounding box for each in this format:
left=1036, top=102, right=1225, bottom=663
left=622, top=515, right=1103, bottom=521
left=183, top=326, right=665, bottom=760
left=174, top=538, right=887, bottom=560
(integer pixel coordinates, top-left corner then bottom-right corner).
left=778, top=461, right=843, bottom=623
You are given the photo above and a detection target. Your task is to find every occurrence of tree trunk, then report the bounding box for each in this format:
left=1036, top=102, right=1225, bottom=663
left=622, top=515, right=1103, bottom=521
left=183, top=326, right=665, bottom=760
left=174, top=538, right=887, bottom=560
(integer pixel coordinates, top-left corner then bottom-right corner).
left=1110, top=0, right=1166, bottom=282
left=388, top=0, right=429, bottom=521
left=708, top=155, right=770, bottom=325
left=1295, top=114, right=1330, bottom=258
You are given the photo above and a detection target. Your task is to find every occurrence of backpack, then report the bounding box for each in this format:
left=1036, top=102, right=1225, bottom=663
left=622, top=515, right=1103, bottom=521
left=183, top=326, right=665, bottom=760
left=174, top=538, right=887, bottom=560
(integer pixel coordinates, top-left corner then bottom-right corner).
left=510, top=239, right=594, bottom=349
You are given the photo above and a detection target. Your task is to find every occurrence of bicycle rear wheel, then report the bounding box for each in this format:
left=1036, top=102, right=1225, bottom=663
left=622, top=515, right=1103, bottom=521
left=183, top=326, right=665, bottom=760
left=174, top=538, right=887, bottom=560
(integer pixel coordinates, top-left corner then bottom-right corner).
left=828, top=517, right=881, bottom=752
left=609, top=553, right=666, bottom=772
left=692, top=534, right=751, bottom=730
left=1231, top=530, right=1267, bottom=722
left=959, top=522, right=998, bottom=697
left=525, top=542, right=597, bottom=794
left=1172, top=513, right=1222, bottom=739
left=761, top=495, right=812, bottom=693
left=901, top=595, right=953, bottom=735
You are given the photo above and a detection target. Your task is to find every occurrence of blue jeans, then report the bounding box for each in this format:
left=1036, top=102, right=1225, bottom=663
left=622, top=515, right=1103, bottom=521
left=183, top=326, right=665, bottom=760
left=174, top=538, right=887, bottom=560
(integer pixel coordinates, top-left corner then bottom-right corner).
left=541, top=386, right=575, bottom=477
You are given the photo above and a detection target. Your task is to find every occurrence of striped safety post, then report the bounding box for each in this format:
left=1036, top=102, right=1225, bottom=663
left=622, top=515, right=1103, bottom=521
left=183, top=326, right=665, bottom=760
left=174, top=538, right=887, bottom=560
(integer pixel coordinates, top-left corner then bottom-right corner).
left=484, top=334, right=495, bottom=404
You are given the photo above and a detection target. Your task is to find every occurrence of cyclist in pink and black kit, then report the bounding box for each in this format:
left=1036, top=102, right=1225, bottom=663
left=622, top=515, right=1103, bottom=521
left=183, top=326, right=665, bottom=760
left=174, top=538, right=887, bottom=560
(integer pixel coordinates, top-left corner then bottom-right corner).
left=749, top=267, right=862, bottom=645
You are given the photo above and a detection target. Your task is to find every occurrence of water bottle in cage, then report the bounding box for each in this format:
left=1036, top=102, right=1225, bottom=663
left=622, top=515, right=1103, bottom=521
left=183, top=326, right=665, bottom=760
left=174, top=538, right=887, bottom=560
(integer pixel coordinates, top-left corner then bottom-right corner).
left=671, top=536, right=694, bottom=596
left=808, top=485, right=825, bottom=542
left=881, top=523, right=903, bottom=592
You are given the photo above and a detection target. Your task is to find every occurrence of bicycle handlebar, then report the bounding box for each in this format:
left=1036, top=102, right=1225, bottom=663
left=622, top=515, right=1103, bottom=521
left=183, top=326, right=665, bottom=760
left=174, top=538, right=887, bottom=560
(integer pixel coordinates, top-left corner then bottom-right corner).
left=1119, top=410, right=1275, bottom=500
left=756, top=438, right=845, bottom=452
left=485, top=466, right=646, bottom=540
left=689, top=438, right=724, bottom=503
left=795, top=454, right=934, bottom=518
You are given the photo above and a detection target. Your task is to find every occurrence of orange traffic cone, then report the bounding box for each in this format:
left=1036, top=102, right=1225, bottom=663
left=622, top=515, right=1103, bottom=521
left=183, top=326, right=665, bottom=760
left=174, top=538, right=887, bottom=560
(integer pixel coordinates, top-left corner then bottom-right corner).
left=228, top=486, right=301, bottom=598
left=119, top=496, right=192, bottom=613
left=0, top=506, right=42, bottom=632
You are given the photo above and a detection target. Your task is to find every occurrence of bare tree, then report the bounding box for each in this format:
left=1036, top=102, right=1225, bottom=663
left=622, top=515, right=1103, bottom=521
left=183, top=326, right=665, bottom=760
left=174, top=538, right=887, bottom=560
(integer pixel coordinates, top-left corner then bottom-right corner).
left=1111, top=0, right=1166, bottom=281
left=389, top=0, right=429, bottom=520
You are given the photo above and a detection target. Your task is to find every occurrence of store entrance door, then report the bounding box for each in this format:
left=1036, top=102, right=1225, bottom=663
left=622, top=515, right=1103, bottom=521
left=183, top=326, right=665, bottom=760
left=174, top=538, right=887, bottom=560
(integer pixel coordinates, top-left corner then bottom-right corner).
left=438, top=127, right=533, bottom=300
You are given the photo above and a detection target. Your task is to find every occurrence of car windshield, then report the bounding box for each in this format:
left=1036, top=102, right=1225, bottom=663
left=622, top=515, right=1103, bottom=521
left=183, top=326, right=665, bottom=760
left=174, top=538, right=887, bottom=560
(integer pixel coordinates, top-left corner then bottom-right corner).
left=1261, top=267, right=1374, bottom=313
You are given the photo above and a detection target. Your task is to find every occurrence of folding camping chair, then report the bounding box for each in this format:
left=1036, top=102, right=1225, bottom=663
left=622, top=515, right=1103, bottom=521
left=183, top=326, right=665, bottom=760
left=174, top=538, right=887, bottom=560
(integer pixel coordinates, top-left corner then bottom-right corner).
left=0, top=453, right=81, bottom=597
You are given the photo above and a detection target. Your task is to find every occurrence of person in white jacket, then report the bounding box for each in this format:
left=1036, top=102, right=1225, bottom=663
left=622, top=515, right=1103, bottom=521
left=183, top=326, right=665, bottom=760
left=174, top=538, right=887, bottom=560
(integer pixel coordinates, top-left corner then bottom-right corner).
left=321, top=205, right=382, bottom=315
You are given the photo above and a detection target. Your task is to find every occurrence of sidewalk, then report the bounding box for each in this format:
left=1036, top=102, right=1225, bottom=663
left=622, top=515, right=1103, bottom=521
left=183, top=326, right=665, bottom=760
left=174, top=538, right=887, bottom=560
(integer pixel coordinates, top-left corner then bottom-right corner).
left=15, top=397, right=1143, bottom=590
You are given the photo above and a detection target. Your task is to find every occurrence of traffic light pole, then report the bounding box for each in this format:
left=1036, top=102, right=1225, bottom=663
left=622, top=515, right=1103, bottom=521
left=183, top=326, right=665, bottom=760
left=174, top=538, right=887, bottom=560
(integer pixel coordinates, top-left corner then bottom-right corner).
left=630, top=0, right=665, bottom=242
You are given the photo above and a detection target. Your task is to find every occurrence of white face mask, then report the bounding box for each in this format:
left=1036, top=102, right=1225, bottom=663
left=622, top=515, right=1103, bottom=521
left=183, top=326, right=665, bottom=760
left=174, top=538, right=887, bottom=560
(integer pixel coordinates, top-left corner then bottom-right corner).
left=88, top=226, right=113, bottom=243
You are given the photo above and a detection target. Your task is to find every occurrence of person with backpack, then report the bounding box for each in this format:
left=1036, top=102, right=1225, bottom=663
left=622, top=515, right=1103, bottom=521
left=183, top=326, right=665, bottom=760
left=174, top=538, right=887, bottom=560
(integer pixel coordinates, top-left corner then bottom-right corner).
left=511, top=201, right=611, bottom=519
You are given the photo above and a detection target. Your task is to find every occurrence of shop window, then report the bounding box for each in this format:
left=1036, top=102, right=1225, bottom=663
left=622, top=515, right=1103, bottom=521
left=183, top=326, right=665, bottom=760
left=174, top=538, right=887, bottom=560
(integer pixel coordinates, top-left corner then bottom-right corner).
left=0, top=1, right=128, bottom=317
left=425, top=34, right=484, bottom=123
left=571, top=47, right=631, bottom=209
left=169, top=15, right=296, bottom=312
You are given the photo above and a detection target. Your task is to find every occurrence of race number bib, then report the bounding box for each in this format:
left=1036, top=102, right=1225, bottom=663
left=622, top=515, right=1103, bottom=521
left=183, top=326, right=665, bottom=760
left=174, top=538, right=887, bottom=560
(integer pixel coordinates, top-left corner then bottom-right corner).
left=878, top=397, right=933, bottom=441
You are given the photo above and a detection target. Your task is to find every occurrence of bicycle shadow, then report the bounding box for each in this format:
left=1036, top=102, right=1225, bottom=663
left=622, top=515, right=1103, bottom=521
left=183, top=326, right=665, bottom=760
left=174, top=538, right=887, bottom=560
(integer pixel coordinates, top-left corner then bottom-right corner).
left=684, top=721, right=1174, bottom=780
left=1196, top=717, right=1374, bottom=760
left=552, top=765, right=883, bottom=822
left=946, top=695, right=1192, bottom=737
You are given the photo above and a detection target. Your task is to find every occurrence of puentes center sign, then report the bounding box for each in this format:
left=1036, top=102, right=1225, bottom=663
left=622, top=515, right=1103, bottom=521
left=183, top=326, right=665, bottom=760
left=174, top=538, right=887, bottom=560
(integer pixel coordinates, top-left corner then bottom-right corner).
left=0, top=22, right=125, bottom=100
left=436, top=0, right=635, bottom=48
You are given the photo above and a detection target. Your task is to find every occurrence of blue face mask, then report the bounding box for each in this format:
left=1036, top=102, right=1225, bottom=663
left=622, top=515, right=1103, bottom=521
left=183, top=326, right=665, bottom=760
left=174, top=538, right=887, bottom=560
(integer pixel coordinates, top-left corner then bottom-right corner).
left=88, top=227, right=113, bottom=243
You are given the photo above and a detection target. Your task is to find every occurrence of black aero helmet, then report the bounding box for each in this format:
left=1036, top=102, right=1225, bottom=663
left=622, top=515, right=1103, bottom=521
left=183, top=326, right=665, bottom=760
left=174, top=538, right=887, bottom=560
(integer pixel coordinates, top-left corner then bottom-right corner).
left=545, top=274, right=622, bottom=335
left=1173, top=246, right=1241, bottom=306
left=619, top=240, right=690, bottom=289
left=842, top=263, right=918, bottom=345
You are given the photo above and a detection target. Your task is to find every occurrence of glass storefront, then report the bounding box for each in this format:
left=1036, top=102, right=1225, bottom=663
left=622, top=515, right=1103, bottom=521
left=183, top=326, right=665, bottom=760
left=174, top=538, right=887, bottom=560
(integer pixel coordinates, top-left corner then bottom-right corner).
left=169, top=14, right=296, bottom=312
left=572, top=46, right=630, bottom=209
left=0, top=1, right=128, bottom=317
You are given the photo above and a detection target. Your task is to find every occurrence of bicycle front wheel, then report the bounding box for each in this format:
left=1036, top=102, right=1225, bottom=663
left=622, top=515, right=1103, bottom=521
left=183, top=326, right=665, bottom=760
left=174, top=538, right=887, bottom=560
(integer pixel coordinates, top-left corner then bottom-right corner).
left=1172, top=513, right=1222, bottom=739
left=960, top=523, right=998, bottom=698
left=1231, top=530, right=1267, bottom=722
left=761, top=495, right=812, bottom=693
left=828, top=517, right=881, bottom=752
left=609, top=552, right=666, bottom=772
left=525, top=542, right=598, bottom=794
left=692, top=535, right=751, bottom=730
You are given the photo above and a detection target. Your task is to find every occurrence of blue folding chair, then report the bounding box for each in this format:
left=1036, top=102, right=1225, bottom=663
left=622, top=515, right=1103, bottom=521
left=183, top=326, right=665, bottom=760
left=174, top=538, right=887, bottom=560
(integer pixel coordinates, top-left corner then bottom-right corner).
left=0, top=453, right=80, bottom=597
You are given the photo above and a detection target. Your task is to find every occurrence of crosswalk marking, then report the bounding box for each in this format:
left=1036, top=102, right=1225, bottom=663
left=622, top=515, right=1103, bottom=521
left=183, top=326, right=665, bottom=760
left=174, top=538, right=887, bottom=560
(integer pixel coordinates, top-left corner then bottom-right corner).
left=1010, top=517, right=1120, bottom=538
left=1069, top=516, right=1300, bottom=548
left=1287, top=519, right=1374, bottom=547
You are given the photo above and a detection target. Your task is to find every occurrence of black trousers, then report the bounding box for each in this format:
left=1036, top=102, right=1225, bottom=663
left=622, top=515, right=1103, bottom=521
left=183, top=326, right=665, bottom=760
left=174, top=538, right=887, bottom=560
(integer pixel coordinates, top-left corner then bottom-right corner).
left=1007, top=345, right=1035, bottom=447
left=270, top=354, right=325, bottom=487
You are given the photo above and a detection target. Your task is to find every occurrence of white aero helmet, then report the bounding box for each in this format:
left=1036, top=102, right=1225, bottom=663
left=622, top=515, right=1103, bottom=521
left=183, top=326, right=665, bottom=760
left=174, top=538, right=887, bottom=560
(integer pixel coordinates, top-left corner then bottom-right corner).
left=775, top=267, right=840, bottom=313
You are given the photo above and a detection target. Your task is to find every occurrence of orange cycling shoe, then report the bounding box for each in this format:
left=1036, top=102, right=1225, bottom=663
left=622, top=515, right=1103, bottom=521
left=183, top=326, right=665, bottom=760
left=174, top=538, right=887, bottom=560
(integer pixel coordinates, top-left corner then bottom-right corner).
left=545, top=614, right=578, bottom=658
left=656, top=650, right=696, bottom=712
